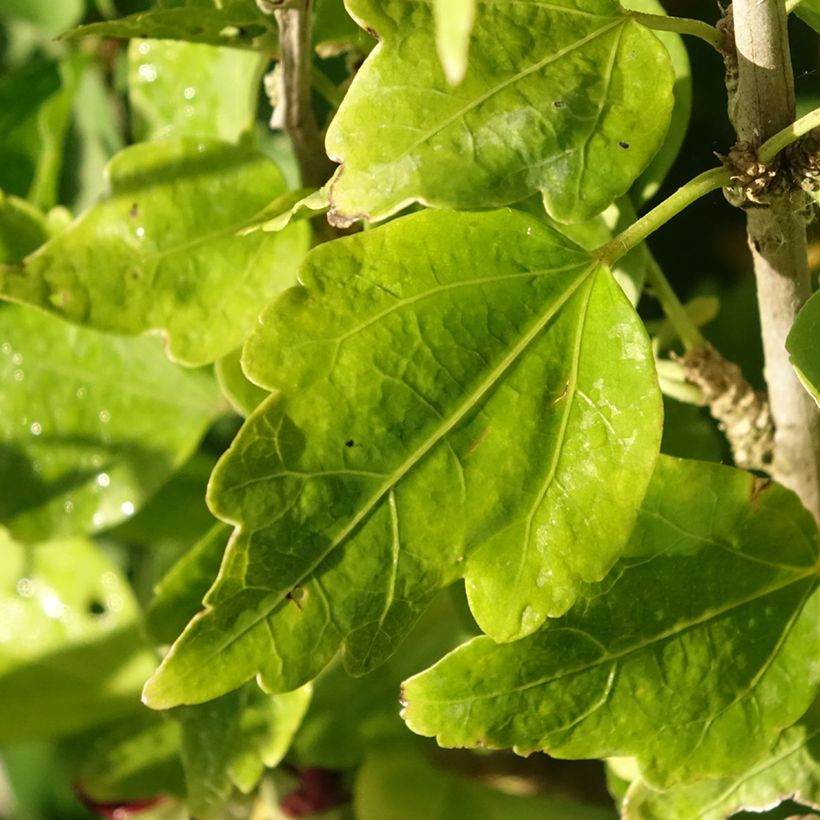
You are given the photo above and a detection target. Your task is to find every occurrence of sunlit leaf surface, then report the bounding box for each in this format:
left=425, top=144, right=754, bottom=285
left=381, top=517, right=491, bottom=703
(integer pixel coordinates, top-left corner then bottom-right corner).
left=402, top=456, right=820, bottom=787
left=327, top=0, right=674, bottom=225
left=143, top=208, right=661, bottom=708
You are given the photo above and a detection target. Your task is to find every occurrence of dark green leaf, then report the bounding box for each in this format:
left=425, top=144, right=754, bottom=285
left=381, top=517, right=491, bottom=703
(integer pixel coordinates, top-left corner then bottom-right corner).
left=402, top=456, right=820, bottom=787
left=145, top=524, right=232, bottom=646
left=0, top=139, right=310, bottom=366
left=326, top=0, right=674, bottom=226
left=68, top=712, right=185, bottom=803
left=0, top=529, right=157, bottom=743
left=142, top=207, right=661, bottom=708
left=0, top=193, right=49, bottom=265
left=0, top=305, right=221, bottom=541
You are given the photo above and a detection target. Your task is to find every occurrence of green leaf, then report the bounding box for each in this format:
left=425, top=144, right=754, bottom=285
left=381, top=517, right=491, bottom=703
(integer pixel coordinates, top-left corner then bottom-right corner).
left=0, top=304, right=221, bottom=541
left=355, top=746, right=617, bottom=820
left=621, top=0, right=691, bottom=206
left=0, top=0, right=85, bottom=34
left=623, top=698, right=820, bottom=819
left=239, top=187, right=329, bottom=236
left=788, top=290, right=820, bottom=407
left=69, top=712, right=185, bottom=803
left=176, top=683, right=312, bottom=818
left=796, top=1, right=820, bottom=34
left=0, top=529, right=157, bottom=742
left=0, top=139, right=310, bottom=366
left=433, top=0, right=475, bottom=86
left=216, top=348, right=269, bottom=417
left=313, top=0, right=373, bottom=54
left=142, top=207, right=661, bottom=708
left=326, top=0, right=674, bottom=226
left=62, top=0, right=278, bottom=52
left=128, top=39, right=266, bottom=143
left=145, top=524, right=232, bottom=646
left=0, top=193, right=49, bottom=265
left=401, top=456, right=820, bottom=787
left=293, top=589, right=475, bottom=769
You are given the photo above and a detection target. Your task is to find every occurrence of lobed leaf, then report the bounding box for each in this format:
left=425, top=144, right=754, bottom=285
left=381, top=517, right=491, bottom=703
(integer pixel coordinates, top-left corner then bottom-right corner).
left=0, top=529, right=157, bottom=743
left=0, top=139, right=310, bottom=366
left=623, top=698, right=820, bottom=818
left=0, top=305, right=221, bottom=541
left=215, top=348, right=269, bottom=417
left=401, top=456, right=820, bottom=787
left=326, top=0, right=675, bottom=226
left=142, top=207, right=661, bottom=708
left=176, top=683, right=312, bottom=818
left=62, top=0, right=278, bottom=53
left=787, top=289, right=820, bottom=408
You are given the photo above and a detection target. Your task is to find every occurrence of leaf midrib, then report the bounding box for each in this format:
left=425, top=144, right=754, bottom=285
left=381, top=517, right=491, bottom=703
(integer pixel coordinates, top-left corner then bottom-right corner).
left=416, top=566, right=819, bottom=706
left=206, top=260, right=599, bottom=657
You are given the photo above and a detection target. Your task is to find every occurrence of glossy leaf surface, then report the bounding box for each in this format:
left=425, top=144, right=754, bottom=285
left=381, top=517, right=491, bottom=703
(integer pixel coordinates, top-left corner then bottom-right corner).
left=0, top=305, right=221, bottom=541
left=356, top=746, right=617, bottom=820
left=63, top=1, right=278, bottom=52
left=402, top=456, right=820, bottom=787
left=0, top=529, right=157, bottom=742
left=788, top=289, right=820, bottom=407
left=129, top=39, right=265, bottom=143
left=0, top=139, right=310, bottom=366
left=143, top=207, right=661, bottom=708
left=326, top=0, right=674, bottom=226
left=624, top=699, right=820, bottom=819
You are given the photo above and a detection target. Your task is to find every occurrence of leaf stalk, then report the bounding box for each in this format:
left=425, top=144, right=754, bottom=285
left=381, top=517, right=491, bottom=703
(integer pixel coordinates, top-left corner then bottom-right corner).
left=627, top=11, right=720, bottom=48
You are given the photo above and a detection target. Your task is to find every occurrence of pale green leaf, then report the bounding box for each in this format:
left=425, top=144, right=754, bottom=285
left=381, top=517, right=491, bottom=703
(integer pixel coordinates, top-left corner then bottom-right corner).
left=788, top=290, right=820, bottom=407
left=0, top=139, right=310, bottom=366
left=0, top=304, right=221, bottom=541
left=142, top=208, right=661, bottom=708
left=401, top=456, right=820, bottom=787
left=216, top=348, right=269, bottom=417
left=355, top=746, right=617, bottom=820
left=0, top=0, right=85, bottom=33
left=129, top=39, right=266, bottom=143
left=313, top=0, right=373, bottom=54
left=326, top=0, right=674, bottom=226
left=0, top=529, right=157, bottom=742
left=433, top=0, right=475, bottom=86
left=177, top=683, right=311, bottom=818
left=239, top=188, right=329, bottom=236
left=62, top=1, right=278, bottom=52
left=623, top=698, right=820, bottom=819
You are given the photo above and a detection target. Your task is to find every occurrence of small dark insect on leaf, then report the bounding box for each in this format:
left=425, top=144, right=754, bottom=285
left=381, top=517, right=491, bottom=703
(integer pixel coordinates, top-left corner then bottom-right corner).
left=345, top=439, right=354, bottom=447
left=619, top=141, right=630, bottom=149
left=552, top=100, right=566, bottom=109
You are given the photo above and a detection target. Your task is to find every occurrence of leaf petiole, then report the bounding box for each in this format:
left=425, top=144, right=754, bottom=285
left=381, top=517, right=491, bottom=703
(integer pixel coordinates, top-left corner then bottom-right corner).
left=758, top=105, right=820, bottom=163
left=596, top=166, right=731, bottom=267
left=626, top=11, right=720, bottom=48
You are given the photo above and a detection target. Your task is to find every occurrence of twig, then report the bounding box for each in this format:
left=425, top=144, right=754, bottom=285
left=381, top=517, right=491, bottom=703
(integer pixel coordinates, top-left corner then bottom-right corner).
left=724, top=0, right=820, bottom=521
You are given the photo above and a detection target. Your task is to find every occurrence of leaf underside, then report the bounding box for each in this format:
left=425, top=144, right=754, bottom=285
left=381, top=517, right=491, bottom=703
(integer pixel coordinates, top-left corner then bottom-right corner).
left=327, top=0, right=675, bottom=226
left=401, top=456, right=820, bottom=788
left=143, top=207, right=661, bottom=709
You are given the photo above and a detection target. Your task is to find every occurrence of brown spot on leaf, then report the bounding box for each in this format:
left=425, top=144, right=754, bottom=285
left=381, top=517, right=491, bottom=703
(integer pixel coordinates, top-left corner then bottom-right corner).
left=287, top=585, right=308, bottom=609
left=129, top=202, right=140, bottom=218
left=750, top=477, right=772, bottom=510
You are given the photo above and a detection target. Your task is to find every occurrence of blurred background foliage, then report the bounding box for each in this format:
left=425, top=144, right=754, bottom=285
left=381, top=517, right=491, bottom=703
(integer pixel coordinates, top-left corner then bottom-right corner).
left=0, top=0, right=818, bottom=817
